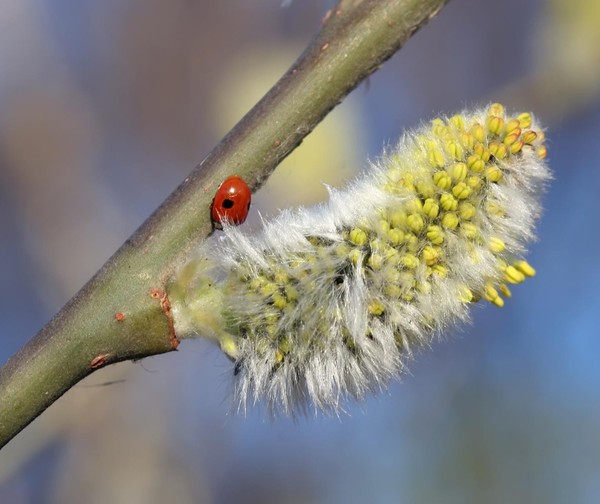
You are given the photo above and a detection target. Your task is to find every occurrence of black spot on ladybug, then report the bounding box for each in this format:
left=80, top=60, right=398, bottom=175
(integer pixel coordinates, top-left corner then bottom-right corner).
left=222, top=199, right=234, bottom=209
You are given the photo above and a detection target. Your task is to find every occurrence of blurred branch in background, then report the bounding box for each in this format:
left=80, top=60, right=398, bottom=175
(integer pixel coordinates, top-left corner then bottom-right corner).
left=498, top=0, right=600, bottom=122
left=0, top=0, right=449, bottom=449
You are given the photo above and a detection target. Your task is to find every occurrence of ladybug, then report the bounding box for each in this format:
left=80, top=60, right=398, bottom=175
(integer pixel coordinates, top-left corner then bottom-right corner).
left=211, top=175, right=252, bottom=228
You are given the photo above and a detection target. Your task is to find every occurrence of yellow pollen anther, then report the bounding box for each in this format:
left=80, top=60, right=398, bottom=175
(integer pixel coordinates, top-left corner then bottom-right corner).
left=509, top=140, right=524, bottom=154
left=406, top=198, right=423, bottom=213
left=452, top=182, right=471, bottom=200
left=417, top=281, right=432, bottom=294
left=349, top=228, right=368, bottom=246
left=459, top=222, right=478, bottom=239
left=473, top=144, right=491, bottom=162
left=368, top=300, right=385, bottom=316
left=440, top=193, right=458, bottom=211
left=470, top=158, right=485, bottom=173
left=536, top=146, right=547, bottom=159
left=499, top=283, right=512, bottom=298
left=487, top=115, right=505, bottom=136
left=522, top=130, right=537, bottom=144
left=249, top=276, right=266, bottom=291
left=458, top=202, right=476, bottom=220
left=285, top=285, right=298, bottom=302
left=484, top=284, right=503, bottom=306
left=348, top=249, right=362, bottom=265
left=489, top=141, right=508, bottom=159
left=431, top=118, right=446, bottom=135
left=422, top=245, right=440, bottom=266
left=401, top=254, right=419, bottom=269
left=335, top=243, right=351, bottom=257
left=272, top=292, right=287, bottom=310
left=486, top=200, right=505, bottom=216
left=470, top=124, right=486, bottom=143
left=428, top=147, right=445, bottom=168
left=387, top=228, right=405, bottom=245
left=423, top=198, right=440, bottom=218
left=486, top=165, right=503, bottom=182
left=505, top=119, right=520, bottom=133
left=404, top=233, right=419, bottom=251
left=503, top=131, right=521, bottom=146
left=220, top=336, right=240, bottom=360
left=416, top=180, right=436, bottom=198
left=390, top=210, right=407, bottom=228
left=260, top=282, right=278, bottom=297
left=442, top=212, right=459, bottom=229
left=504, top=265, right=526, bottom=284
left=376, top=219, right=391, bottom=235
left=489, top=103, right=505, bottom=116
left=451, top=162, right=468, bottom=181
left=517, top=112, right=532, bottom=128
left=433, top=171, right=452, bottom=190
left=384, top=284, right=401, bottom=299
left=431, top=264, right=448, bottom=278
left=426, top=225, right=444, bottom=245
left=275, top=349, right=285, bottom=364
left=458, top=286, right=474, bottom=303
left=515, top=260, right=536, bottom=277
left=489, top=237, right=506, bottom=253
left=367, top=253, right=384, bottom=270
left=407, top=213, right=424, bottom=232
left=460, top=133, right=475, bottom=150
left=446, top=141, right=464, bottom=160
left=450, top=114, right=466, bottom=130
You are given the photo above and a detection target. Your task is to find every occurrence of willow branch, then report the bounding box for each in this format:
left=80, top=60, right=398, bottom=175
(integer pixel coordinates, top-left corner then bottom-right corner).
left=0, top=0, right=449, bottom=449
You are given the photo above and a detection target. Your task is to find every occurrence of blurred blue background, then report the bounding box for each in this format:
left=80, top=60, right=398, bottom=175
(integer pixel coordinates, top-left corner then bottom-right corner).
left=1, top=1, right=600, bottom=503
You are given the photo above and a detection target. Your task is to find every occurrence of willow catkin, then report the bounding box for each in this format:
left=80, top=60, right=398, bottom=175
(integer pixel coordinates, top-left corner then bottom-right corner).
left=171, top=103, right=550, bottom=415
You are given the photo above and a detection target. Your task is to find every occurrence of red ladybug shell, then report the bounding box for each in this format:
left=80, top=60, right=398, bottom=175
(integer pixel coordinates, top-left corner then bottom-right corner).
left=211, top=175, right=251, bottom=227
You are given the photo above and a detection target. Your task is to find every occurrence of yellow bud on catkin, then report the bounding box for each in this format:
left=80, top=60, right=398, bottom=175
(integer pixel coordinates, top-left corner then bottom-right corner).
left=426, top=225, right=444, bottom=245
left=458, top=202, right=476, bottom=220
left=422, top=245, right=440, bottom=266
left=451, top=162, right=468, bottom=181
left=489, top=102, right=505, bottom=116
left=487, top=115, right=505, bottom=136
left=506, top=119, right=520, bottom=133
left=486, top=165, right=503, bottom=182
left=441, top=212, right=459, bottom=229
left=407, top=213, right=424, bottom=232
left=522, top=130, right=537, bottom=144
left=368, top=300, right=385, bottom=316
left=423, top=198, right=440, bottom=219
left=514, top=260, right=536, bottom=277
left=401, top=254, right=419, bottom=269
left=440, top=193, right=458, bottom=211
left=517, top=112, right=532, bottom=128
left=470, top=123, right=486, bottom=143
left=504, top=265, right=526, bottom=284
left=388, top=228, right=404, bottom=245
left=499, top=284, right=512, bottom=298
left=433, top=171, right=452, bottom=190
left=350, top=228, right=368, bottom=246
left=452, top=182, right=471, bottom=200
left=489, top=237, right=506, bottom=253
left=450, top=114, right=466, bottom=130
